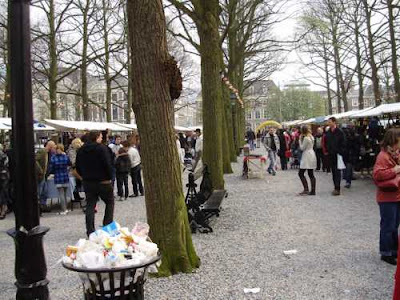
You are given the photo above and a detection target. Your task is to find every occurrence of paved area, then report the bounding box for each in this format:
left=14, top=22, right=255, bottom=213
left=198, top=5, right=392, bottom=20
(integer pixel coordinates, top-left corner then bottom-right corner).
left=0, top=151, right=396, bottom=299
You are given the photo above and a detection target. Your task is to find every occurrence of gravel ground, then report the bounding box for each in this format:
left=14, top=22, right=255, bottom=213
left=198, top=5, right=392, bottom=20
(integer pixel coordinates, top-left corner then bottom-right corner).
left=0, top=150, right=396, bottom=299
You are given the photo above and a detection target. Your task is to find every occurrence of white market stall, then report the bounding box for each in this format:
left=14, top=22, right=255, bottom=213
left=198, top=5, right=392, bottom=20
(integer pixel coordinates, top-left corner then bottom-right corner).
left=0, top=118, right=55, bottom=131
left=44, top=119, right=132, bottom=132
left=351, top=103, right=400, bottom=118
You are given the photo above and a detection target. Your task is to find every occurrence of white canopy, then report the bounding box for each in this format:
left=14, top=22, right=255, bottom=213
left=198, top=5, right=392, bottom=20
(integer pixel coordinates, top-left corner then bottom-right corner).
left=324, top=107, right=375, bottom=121
left=351, top=103, right=400, bottom=118
left=116, top=123, right=138, bottom=130
left=283, top=120, right=303, bottom=127
left=298, top=118, right=316, bottom=125
left=0, top=118, right=55, bottom=131
left=44, top=119, right=131, bottom=131
left=174, top=125, right=192, bottom=132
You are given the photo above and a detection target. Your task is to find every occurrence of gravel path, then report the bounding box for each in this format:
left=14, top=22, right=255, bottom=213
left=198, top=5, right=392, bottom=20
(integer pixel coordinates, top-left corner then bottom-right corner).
left=0, top=151, right=396, bottom=299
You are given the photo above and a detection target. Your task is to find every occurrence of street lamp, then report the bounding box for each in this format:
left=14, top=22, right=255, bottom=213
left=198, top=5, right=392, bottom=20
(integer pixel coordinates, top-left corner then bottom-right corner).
left=7, top=0, right=50, bottom=299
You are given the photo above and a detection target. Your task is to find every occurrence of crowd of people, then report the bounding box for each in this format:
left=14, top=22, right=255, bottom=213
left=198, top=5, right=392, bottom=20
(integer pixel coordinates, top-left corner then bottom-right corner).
left=248, top=118, right=400, bottom=296
left=246, top=116, right=383, bottom=196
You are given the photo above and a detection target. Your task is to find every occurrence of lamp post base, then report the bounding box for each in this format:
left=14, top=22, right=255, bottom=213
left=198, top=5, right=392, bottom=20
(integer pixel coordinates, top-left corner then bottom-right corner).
left=7, top=226, right=50, bottom=300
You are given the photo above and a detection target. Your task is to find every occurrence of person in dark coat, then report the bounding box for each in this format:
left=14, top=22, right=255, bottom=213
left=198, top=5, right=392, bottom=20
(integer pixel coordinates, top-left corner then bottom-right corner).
left=343, top=127, right=361, bottom=188
left=277, top=129, right=288, bottom=170
left=325, top=117, right=346, bottom=196
left=76, top=131, right=114, bottom=236
left=115, top=147, right=131, bottom=201
left=0, top=147, right=10, bottom=220
left=246, top=129, right=256, bottom=151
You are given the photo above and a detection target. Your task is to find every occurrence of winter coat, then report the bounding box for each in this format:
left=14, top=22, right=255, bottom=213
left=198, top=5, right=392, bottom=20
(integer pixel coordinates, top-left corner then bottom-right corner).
left=299, top=136, right=317, bottom=170
left=50, top=153, right=71, bottom=184
left=372, top=150, right=400, bottom=203
left=67, top=148, right=78, bottom=166
left=326, top=127, right=346, bottom=157
left=263, top=133, right=280, bottom=152
left=115, top=153, right=131, bottom=174
left=35, top=149, right=51, bottom=182
left=76, top=142, right=113, bottom=182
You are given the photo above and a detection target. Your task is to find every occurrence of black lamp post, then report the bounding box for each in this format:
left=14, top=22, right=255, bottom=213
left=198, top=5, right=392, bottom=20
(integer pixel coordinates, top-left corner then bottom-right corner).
left=7, top=0, right=50, bottom=299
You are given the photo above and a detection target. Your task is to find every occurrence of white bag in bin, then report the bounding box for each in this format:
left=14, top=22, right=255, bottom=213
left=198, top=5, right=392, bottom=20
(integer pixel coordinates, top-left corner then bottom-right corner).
left=134, top=240, right=158, bottom=258
left=132, top=222, right=150, bottom=238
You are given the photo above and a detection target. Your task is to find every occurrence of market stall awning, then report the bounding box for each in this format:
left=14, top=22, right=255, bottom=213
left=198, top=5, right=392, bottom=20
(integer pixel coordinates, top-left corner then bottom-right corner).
left=174, top=125, right=192, bottom=132
left=324, top=107, right=375, bottom=121
left=298, top=118, right=316, bottom=125
left=116, top=123, right=138, bottom=130
left=351, top=103, right=400, bottom=118
left=0, top=118, right=55, bottom=131
left=282, top=120, right=303, bottom=127
left=44, top=119, right=132, bottom=131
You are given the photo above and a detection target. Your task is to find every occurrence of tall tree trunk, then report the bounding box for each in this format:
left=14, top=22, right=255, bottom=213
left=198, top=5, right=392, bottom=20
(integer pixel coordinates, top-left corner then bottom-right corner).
left=81, top=0, right=90, bottom=120
left=362, top=0, right=381, bottom=105
left=352, top=8, right=365, bottom=110
left=221, top=85, right=233, bottom=173
left=125, top=9, right=132, bottom=124
left=322, top=41, right=333, bottom=115
left=49, top=0, right=58, bottom=119
left=387, top=0, right=400, bottom=102
left=196, top=0, right=225, bottom=189
left=127, top=0, right=199, bottom=276
left=102, top=0, right=112, bottom=122
left=331, top=20, right=347, bottom=112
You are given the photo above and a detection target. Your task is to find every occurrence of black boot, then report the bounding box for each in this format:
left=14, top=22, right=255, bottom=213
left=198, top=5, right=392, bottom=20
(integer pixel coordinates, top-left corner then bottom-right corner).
left=309, top=178, right=316, bottom=195
left=299, top=177, right=309, bottom=195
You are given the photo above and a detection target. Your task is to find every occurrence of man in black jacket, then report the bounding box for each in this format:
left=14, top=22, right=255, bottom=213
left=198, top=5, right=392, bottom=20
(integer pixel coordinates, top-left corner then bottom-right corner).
left=76, top=131, right=114, bottom=236
left=326, top=117, right=346, bottom=196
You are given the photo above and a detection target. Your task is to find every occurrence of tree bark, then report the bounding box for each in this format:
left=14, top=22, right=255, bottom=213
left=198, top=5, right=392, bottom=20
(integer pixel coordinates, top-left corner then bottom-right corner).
left=321, top=35, right=333, bottom=115
left=81, top=0, right=90, bottom=120
left=195, top=0, right=225, bottom=189
left=354, top=12, right=364, bottom=110
left=127, top=0, right=199, bottom=276
left=362, top=0, right=381, bottom=105
left=49, top=0, right=58, bottom=119
left=102, top=0, right=112, bottom=122
left=387, top=0, right=400, bottom=102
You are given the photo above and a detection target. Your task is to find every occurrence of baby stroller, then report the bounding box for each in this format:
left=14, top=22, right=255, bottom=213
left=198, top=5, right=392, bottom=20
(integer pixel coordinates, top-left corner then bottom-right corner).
left=290, top=143, right=301, bottom=169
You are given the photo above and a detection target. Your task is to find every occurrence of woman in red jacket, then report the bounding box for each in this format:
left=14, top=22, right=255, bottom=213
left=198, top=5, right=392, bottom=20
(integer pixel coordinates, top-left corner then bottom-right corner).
left=373, top=128, right=400, bottom=266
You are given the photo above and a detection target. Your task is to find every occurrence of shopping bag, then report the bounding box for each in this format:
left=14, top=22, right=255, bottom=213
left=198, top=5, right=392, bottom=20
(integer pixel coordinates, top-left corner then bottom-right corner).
left=337, top=154, right=346, bottom=170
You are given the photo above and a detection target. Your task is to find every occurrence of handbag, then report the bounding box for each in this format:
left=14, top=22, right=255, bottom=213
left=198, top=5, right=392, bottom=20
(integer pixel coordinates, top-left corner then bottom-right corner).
left=285, top=150, right=292, bottom=158
left=375, top=175, right=400, bottom=192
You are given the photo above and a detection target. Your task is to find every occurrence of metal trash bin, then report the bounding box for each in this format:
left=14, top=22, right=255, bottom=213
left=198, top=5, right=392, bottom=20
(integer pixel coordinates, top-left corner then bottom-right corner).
left=62, top=254, right=161, bottom=299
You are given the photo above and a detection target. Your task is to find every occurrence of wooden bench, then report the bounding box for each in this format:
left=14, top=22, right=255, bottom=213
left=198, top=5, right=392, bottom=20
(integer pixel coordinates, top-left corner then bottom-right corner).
left=185, top=166, right=227, bottom=233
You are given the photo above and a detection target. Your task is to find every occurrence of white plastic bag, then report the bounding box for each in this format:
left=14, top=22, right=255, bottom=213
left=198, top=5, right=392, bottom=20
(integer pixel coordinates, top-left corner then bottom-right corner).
left=337, top=154, right=346, bottom=170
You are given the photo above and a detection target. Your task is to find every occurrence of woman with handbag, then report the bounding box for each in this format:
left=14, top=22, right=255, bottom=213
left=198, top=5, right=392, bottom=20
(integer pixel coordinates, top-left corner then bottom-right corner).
left=298, top=125, right=317, bottom=195
left=373, top=128, right=400, bottom=265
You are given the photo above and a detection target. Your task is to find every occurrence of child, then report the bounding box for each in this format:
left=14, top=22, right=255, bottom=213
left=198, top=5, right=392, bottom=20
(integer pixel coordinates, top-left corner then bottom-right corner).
left=115, top=147, right=131, bottom=201
left=50, top=144, right=71, bottom=215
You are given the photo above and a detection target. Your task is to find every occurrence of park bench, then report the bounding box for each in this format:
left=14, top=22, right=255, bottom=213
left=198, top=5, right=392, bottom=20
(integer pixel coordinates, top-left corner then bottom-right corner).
left=185, top=165, right=227, bottom=233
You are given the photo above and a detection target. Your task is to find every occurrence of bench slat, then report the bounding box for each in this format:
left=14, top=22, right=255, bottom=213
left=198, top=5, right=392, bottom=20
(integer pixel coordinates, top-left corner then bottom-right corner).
left=201, top=190, right=226, bottom=211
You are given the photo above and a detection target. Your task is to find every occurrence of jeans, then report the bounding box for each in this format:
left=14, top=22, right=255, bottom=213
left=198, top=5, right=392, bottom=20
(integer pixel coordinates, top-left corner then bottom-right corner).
left=379, top=202, right=400, bottom=257
left=315, top=148, right=323, bottom=170
left=131, top=165, right=144, bottom=196
left=38, top=180, right=48, bottom=205
left=57, top=186, right=68, bottom=212
left=343, top=163, right=353, bottom=185
left=279, top=154, right=287, bottom=170
left=116, top=173, right=129, bottom=198
left=83, top=182, right=114, bottom=236
left=249, top=139, right=255, bottom=151
left=329, top=154, right=341, bottom=190
left=268, top=150, right=277, bottom=173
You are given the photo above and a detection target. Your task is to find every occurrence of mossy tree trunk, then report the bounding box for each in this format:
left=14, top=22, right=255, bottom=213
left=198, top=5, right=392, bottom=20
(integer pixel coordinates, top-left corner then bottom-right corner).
left=127, top=0, right=200, bottom=276
left=195, top=0, right=225, bottom=189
